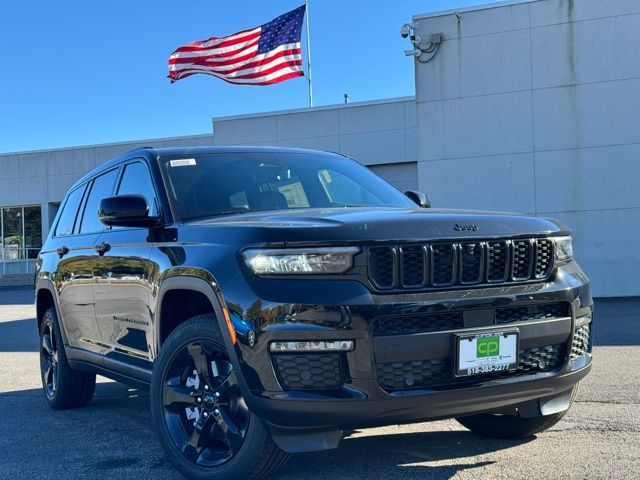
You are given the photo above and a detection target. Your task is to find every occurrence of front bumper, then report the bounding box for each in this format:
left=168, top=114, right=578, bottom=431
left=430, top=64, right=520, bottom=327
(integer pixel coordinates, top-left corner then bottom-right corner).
left=248, top=361, right=591, bottom=429
left=221, top=260, right=593, bottom=437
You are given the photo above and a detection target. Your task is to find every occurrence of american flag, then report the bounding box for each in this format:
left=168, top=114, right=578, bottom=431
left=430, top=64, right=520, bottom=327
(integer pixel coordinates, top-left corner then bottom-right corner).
left=168, top=6, right=306, bottom=85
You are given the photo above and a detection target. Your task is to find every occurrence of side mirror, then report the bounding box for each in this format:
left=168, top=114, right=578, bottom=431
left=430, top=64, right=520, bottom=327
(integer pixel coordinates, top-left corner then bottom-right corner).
left=98, top=195, right=159, bottom=228
left=404, top=190, right=431, bottom=208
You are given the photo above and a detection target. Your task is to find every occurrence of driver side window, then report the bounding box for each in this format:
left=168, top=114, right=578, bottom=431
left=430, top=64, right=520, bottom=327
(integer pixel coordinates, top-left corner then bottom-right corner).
left=117, top=161, right=158, bottom=216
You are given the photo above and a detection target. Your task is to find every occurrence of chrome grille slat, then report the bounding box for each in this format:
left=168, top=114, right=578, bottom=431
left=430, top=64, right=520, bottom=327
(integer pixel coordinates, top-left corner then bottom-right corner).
left=367, top=237, right=554, bottom=291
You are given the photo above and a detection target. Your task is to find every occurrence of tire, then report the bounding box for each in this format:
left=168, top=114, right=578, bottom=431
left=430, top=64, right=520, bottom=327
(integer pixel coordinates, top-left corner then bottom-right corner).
left=456, top=384, right=579, bottom=439
left=39, top=307, right=96, bottom=409
left=151, top=314, right=289, bottom=480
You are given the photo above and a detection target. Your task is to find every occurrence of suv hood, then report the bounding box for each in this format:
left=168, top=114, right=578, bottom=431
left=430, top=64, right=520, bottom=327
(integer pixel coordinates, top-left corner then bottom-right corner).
left=187, top=207, right=568, bottom=245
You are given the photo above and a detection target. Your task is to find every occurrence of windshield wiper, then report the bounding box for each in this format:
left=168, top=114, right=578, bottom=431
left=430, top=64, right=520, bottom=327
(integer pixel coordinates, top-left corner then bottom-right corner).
left=328, top=203, right=369, bottom=208
left=211, top=210, right=250, bottom=216
left=184, top=210, right=249, bottom=221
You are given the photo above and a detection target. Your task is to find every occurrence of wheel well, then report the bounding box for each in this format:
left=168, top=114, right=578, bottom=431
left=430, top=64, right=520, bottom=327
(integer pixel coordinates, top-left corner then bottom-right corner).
left=36, top=289, right=55, bottom=330
left=159, top=289, right=215, bottom=345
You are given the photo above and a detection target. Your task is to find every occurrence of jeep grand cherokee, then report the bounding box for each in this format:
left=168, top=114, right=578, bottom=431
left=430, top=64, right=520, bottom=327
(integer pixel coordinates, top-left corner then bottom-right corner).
left=35, top=147, right=592, bottom=479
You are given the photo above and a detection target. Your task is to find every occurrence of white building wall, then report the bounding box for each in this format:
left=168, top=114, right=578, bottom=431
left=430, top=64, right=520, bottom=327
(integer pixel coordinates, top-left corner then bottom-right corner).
left=211, top=97, right=417, bottom=168
left=413, top=0, right=640, bottom=297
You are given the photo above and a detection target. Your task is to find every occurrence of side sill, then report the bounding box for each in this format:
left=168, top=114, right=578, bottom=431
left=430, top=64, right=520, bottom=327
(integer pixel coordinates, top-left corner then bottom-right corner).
left=66, top=346, right=152, bottom=390
left=69, top=359, right=151, bottom=391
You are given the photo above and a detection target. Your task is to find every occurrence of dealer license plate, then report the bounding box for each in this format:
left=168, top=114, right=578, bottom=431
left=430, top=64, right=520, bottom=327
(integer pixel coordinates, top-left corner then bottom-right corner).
left=456, top=330, right=519, bottom=377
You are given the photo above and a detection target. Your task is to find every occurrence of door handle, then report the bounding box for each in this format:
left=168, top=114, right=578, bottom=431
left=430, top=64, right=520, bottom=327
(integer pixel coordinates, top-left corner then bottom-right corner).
left=56, top=246, right=69, bottom=258
left=94, top=242, right=111, bottom=256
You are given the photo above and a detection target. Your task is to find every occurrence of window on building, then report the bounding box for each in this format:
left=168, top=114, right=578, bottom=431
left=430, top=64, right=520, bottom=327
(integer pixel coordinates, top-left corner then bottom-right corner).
left=54, top=185, right=86, bottom=236
left=24, top=207, right=42, bottom=259
left=116, top=162, right=158, bottom=216
left=2, top=207, right=23, bottom=261
left=79, top=169, right=119, bottom=234
left=0, top=205, right=43, bottom=263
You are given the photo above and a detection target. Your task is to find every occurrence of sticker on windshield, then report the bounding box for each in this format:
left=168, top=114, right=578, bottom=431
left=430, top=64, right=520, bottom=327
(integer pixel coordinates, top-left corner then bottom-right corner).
left=170, top=158, right=197, bottom=167
left=321, top=170, right=332, bottom=183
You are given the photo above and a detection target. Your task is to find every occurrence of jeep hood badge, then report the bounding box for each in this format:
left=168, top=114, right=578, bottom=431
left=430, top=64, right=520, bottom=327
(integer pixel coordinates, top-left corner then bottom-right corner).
left=454, top=224, right=479, bottom=232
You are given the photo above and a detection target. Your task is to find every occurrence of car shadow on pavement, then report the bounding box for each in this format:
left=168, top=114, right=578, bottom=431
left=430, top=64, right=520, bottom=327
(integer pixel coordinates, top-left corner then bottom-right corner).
left=0, top=286, right=34, bottom=305
left=275, top=430, right=528, bottom=480
left=0, top=317, right=38, bottom=352
left=0, top=380, right=532, bottom=480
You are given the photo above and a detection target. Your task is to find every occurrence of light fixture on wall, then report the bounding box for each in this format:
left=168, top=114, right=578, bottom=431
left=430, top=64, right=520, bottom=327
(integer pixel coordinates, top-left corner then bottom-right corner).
left=400, top=22, right=443, bottom=63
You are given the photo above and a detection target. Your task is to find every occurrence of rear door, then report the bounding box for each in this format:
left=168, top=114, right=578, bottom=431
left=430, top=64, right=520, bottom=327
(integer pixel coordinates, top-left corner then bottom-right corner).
left=50, top=167, right=118, bottom=355
left=50, top=183, right=103, bottom=353
left=93, top=160, right=157, bottom=368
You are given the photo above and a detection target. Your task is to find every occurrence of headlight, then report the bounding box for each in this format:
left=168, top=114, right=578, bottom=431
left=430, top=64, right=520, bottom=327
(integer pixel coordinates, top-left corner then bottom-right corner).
left=554, top=236, right=573, bottom=262
left=243, top=247, right=359, bottom=275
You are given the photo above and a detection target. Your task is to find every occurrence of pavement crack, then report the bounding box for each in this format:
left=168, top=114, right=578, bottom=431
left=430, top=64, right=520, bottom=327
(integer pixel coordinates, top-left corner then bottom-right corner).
left=576, top=399, right=640, bottom=406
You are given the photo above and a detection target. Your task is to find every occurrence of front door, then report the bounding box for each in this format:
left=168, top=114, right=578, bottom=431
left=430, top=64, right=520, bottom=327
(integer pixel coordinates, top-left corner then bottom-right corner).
left=93, top=228, right=153, bottom=367
left=92, top=160, right=159, bottom=369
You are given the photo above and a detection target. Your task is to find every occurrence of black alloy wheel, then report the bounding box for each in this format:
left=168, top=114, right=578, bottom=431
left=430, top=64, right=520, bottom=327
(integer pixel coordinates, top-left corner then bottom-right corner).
left=162, top=340, right=250, bottom=466
left=38, top=307, right=95, bottom=410
left=40, top=317, right=59, bottom=398
left=152, top=315, right=289, bottom=480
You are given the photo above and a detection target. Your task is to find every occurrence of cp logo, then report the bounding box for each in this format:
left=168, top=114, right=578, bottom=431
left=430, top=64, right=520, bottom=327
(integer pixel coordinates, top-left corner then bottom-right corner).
left=477, top=337, right=500, bottom=357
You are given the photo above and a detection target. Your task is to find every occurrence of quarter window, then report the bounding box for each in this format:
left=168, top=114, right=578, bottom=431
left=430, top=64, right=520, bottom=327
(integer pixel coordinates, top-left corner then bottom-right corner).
left=79, top=169, right=119, bottom=234
left=54, top=185, right=86, bottom=236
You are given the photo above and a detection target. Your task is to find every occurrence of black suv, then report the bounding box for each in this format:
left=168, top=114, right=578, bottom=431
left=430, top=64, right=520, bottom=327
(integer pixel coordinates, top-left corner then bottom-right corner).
left=35, top=147, right=592, bottom=479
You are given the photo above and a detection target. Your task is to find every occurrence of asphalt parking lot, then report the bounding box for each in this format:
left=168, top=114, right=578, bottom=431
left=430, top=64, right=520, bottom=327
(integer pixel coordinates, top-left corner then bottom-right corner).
left=0, top=287, right=638, bottom=480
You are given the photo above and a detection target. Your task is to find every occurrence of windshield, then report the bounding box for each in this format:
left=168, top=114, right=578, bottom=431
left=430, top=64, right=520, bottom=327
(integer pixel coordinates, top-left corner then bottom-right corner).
left=161, top=152, right=415, bottom=221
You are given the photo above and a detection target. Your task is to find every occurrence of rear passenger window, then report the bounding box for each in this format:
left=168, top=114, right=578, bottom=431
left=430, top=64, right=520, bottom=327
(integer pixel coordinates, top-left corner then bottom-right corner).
left=54, top=185, right=86, bottom=236
left=79, top=169, right=119, bottom=234
left=117, top=162, right=158, bottom=216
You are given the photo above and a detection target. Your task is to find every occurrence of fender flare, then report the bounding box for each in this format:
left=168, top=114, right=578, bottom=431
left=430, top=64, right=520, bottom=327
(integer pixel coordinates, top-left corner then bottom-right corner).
left=35, top=277, right=69, bottom=345
left=154, top=271, right=240, bottom=370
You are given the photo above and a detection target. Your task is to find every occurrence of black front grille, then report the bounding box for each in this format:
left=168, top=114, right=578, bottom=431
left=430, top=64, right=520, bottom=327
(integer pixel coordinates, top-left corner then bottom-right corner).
left=368, top=246, right=395, bottom=288
left=272, top=354, right=344, bottom=390
left=400, top=245, right=426, bottom=287
left=367, top=237, right=555, bottom=291
left=570, top=324, right=591, bottom=360
left=495, top=302, right=570, bottom=324
left=374, top=302, right=569, bottom=336
left=374, top=311, right=465, bottom=336
left=487, top=241, right=509, bottom=282
left=535, top=239, right=554, bottom=278
left=432, top=244, right=455, bottom=286
left=460, top=242, right=483, bottom=284
left=376, top=344, right=565, bottom=391
left=512, top=240, right=533, bottom=280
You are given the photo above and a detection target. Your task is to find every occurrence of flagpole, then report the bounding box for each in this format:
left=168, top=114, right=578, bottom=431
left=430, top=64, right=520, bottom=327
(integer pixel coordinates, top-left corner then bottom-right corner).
left=304, top=0, right=313, bottom=107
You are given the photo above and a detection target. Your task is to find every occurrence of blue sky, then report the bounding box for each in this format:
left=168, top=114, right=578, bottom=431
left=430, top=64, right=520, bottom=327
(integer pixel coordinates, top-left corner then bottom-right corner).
left=1, top=0, right=492, bottom=153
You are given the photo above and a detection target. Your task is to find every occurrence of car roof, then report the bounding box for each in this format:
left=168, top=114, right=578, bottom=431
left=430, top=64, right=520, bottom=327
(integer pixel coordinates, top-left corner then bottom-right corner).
left=69, top=145, right=339, bottom=192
